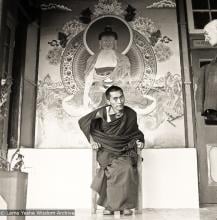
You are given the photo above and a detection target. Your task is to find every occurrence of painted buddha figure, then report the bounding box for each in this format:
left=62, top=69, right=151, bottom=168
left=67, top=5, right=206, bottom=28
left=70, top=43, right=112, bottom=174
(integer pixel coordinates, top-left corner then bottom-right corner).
left=83, top=26, right=131, bottom=109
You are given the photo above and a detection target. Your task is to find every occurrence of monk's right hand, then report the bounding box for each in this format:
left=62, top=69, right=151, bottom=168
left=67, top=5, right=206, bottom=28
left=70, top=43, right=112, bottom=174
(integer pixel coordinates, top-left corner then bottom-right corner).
left=91, top=141, right=101, bottom=150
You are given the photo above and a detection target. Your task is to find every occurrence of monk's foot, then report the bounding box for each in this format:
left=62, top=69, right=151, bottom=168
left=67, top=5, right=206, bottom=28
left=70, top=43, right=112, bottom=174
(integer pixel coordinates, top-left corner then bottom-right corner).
left=123, top=209, right=133, bottom=216
left=103, top=209, right=114, bottom=215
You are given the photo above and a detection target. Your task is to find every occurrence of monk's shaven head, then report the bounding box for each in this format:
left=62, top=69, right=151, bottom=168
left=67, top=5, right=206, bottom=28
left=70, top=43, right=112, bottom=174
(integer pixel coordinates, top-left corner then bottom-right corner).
left=105, top=85, right=124, bottom=100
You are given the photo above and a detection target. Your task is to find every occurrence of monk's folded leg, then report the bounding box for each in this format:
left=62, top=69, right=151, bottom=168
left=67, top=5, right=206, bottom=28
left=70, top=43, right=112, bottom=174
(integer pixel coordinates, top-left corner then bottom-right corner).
left=105, top=157, right=138, bottom=211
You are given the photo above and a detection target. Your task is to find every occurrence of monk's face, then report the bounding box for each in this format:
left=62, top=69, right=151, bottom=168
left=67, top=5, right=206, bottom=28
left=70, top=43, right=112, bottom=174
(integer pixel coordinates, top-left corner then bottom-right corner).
left=204, top=23, right=217, bottom=46
left=100, top=35, right=115, bottom=49
left=107, top=90, right=125, bottom=112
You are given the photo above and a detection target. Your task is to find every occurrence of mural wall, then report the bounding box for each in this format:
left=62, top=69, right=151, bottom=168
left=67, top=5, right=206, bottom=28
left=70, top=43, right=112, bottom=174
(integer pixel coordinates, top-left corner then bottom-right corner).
left=35, top=0, right=185, bottom=148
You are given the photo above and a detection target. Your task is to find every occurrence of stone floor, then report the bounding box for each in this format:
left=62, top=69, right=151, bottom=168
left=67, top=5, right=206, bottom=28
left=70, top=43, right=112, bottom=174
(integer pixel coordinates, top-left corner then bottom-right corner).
left=23, top=207, right=217, bottom=220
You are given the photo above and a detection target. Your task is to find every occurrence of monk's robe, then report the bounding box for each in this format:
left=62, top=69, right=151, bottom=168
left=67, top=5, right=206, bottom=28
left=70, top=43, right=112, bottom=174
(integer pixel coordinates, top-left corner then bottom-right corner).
left=78, top=105, right=144, bottom=211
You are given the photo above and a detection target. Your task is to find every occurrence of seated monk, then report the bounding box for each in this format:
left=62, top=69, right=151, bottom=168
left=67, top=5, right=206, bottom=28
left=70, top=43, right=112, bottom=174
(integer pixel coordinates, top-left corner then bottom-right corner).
left=78, top=85, right=144, bottom=215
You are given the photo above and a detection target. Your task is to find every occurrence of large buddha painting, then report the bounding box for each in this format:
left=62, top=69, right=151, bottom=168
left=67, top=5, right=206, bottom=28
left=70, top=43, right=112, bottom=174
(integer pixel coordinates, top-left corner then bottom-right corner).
left=36, top=0, right=184, bottom=148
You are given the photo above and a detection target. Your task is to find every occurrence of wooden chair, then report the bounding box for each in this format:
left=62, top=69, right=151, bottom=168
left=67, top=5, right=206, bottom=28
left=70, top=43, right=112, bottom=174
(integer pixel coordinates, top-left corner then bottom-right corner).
left=91, top=148, right=143, bottom=214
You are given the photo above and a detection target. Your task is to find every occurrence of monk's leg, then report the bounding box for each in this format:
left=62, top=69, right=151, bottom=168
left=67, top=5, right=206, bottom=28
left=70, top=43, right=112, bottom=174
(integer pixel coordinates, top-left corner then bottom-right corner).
left=105, top=157, right=138, bottom=211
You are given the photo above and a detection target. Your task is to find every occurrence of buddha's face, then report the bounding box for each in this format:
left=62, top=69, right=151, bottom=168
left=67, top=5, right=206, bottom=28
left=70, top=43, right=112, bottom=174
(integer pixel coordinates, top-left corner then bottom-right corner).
left=204, top=23, right=217, bottom=46
left=100, top=35, right=116, bottom=49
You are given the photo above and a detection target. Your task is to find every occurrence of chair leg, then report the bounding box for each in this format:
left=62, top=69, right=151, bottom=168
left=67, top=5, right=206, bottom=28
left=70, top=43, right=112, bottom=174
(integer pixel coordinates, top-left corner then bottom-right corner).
left=135, top=149, right=143, bottom=214
left=91, top=150, right=97, bottom=214
left=91, top=190, right=97, bottom=214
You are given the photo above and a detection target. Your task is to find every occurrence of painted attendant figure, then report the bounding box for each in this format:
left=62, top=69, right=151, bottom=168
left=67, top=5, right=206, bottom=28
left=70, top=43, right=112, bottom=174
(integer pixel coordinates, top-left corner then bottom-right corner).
left=79, top=85, right=144, bottom=215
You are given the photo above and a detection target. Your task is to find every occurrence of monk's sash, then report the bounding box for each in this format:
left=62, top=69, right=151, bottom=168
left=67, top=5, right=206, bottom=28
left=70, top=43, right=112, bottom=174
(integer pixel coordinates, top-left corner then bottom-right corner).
left=78, top=105, right=144, bottom=154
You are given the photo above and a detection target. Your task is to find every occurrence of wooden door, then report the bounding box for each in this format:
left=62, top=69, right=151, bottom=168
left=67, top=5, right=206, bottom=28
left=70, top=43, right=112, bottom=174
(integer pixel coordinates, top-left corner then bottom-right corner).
left=192, top=49, right=217, bottom=204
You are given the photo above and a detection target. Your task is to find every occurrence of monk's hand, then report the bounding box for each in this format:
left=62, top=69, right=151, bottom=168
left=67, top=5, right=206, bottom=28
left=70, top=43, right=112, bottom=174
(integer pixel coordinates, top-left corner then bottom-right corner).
left=136, top=140, right=144, bottom=149
left=91, top=141, right=101, bottom=150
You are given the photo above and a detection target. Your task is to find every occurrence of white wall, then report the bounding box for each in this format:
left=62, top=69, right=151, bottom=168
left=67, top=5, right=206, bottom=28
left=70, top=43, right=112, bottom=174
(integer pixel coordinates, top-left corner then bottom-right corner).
left=0, top=195, right=7, bottom=220
left=8, top=148, right=199, bottom=209
left=9, top=149, right=92, bottom=209
left=142, top=148, right=199, bottom=208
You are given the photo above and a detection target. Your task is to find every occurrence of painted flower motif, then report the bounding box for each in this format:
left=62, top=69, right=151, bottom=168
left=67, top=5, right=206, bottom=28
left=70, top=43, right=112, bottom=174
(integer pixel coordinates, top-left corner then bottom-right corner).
left=163, top=72, right=183, bottom=118
left=62, top=19, right=85, bottom=37
left=46, top=47, right=63, bottom=65
left=37, top=74, right=67, bottom=119
left=93, top=0, right=124, bottom=17
left=131, top=17, right=159, bottom=39
left=154, top=42, right=173, bottom=62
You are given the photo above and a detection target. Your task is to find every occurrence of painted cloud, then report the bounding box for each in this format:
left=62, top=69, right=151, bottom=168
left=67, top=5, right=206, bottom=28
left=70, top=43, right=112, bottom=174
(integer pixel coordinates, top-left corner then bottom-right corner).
left=146, top=0, right=176, bottom=8
left=41, top=3, right=72, bottom=11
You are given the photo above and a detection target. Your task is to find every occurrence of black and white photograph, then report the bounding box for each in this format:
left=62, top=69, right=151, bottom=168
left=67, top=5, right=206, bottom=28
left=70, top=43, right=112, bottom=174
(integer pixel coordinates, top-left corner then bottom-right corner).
left=0, top=0, right=217, bottom=219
